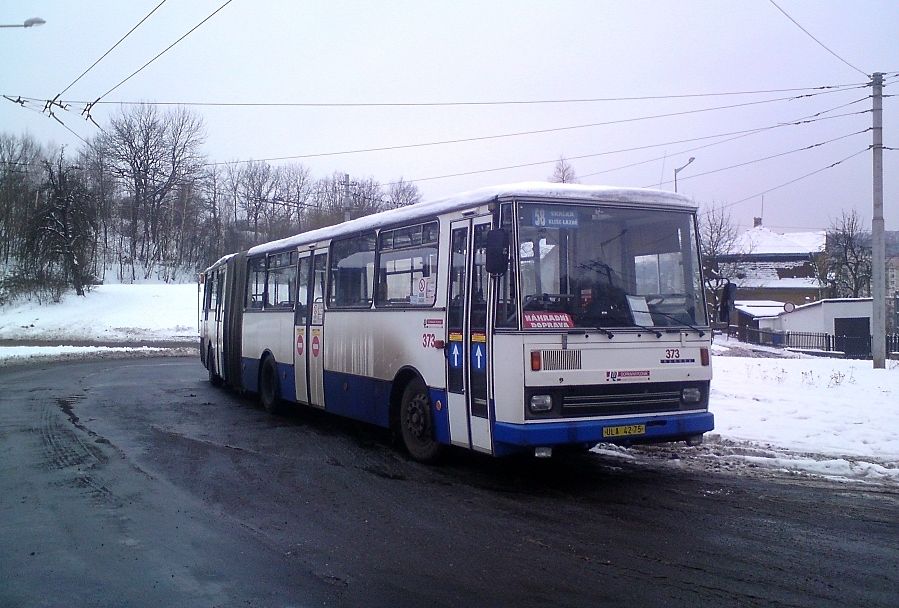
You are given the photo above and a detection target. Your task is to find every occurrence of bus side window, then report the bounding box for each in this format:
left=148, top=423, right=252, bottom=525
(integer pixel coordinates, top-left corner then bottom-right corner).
left=470, top=223, right=490, bottom=328
left=246, top=257, right=266, bottom=309
left=329, top=233, right=376, bottom=308
left=295, top=256, right=310, bottom=325
left=376, top=221, right=439, bottom=307
left=266, top=252, right=297, bottom=310
left=495, top=203, right=518, bottom=328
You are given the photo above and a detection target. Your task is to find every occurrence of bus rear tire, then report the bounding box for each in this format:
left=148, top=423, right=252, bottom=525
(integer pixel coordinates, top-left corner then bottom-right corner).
left=207, top=347, right=223, bottom=387
left=400, top=378, right=443, bottom=463
left=259, top=356, right=283, bottom=414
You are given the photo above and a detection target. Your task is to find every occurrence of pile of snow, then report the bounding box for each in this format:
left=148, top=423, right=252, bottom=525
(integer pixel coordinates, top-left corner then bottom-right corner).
left=0, top=284, right=198, bottom=343
left=0, top=345, right=179, bottom=366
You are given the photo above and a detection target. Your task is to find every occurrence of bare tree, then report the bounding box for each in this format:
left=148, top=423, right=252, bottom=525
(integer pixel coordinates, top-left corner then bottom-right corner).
left=549, top=156, right=578, bottom=183
left=0, top=132, right=44, bottom=265
left=698, top=203, right=743, bottom=318
left=826, top=210, right=871, bottom=297
left=96, top=105, right=205, bottom=280
left=386, top=178, right=422, bottom=208
left=22, top=150, right=99, bottom=297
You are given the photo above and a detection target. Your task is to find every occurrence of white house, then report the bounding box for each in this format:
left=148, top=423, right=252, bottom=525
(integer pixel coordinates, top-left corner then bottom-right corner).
left=757, top=298, right=873, bottom=336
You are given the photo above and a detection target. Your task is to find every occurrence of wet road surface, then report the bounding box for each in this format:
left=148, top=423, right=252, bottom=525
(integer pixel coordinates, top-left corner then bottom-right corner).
left=1, top=357, right=896, bottom=607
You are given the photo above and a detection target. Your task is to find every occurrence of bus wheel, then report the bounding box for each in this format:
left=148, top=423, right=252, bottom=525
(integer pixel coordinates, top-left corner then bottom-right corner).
left=400, top=378, right=443, bottom=463
left=259, top=357, right=283, bottom=414
left=207, top=347, right=223, bottom=387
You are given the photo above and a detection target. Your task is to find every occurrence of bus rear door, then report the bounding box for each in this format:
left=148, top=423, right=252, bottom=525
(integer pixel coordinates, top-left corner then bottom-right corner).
left=294, top=249, right=327, bottom=407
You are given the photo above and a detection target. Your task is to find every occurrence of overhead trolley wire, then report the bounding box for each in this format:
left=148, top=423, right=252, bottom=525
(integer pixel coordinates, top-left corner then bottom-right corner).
left=55, top=0, right=169, bottom=99
left=648, top=129, right=870, bottom=188
left=768, top=0, right=868, bottom=77
left=92, top=0, right=235, bottom=104
left=28, top=81, right=869, bottom=109
left=720, top=147, right=871, bottom=210
left=201, top=85, right=869, bottom=167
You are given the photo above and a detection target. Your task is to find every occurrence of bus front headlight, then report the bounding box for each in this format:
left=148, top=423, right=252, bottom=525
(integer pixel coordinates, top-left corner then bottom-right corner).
left=529, top=394, right=553, bottom=412
left=681, top=387, right=702, bottom=404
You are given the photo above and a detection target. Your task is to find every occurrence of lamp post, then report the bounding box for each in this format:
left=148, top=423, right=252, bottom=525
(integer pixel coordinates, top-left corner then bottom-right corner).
left=673, top=156, right=695, bottom=193
left=0, top=17, right=45, bottom=28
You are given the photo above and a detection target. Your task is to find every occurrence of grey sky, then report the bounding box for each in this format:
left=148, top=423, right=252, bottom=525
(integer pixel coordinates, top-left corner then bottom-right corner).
left=3, top=0, right=897, bottom=230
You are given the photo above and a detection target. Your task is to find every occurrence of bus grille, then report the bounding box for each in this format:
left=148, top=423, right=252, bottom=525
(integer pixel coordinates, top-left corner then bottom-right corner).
left=525, top=381, right=707, bottom=420
left=540, top=349, right=582, bottom=370
left=562, top=389, right=682, bottom=415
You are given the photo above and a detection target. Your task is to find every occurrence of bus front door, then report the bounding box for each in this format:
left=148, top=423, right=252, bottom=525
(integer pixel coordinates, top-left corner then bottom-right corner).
left=446, top=217, right=494, bottom=454
left=294, top=250, right=327, bottom=407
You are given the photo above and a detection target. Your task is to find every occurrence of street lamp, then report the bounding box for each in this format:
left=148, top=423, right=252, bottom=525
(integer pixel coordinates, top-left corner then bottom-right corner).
left=673, top=156, right=695, bottom=193
left=0, top=17, right=46, bottom=28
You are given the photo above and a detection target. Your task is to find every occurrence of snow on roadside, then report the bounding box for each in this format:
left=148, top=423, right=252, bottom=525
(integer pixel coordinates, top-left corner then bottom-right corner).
left=0, top=284, right=198, bottom=343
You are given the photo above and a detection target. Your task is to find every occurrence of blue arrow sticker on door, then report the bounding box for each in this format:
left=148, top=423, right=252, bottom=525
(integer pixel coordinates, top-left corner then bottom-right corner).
left=471, top=343, right=486, bottom=373
left=449, top=342, right=463, bottom=369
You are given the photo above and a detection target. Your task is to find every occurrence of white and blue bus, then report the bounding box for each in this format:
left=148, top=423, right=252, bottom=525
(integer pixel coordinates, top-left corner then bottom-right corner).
left=199, top=183, right=714, bottom=461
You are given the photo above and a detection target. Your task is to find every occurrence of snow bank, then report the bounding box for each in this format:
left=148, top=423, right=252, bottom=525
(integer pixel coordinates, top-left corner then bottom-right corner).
left=0, top=284, right=198, bottom=343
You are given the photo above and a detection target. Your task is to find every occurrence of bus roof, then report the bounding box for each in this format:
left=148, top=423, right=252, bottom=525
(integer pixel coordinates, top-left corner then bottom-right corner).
left=246, top=182, right=695, bottom=258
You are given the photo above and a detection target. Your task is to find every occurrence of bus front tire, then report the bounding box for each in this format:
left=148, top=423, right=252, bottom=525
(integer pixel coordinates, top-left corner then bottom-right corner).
left=259, top=356, right=283, bottom=414
left=400, top=378, right=443, bottom=463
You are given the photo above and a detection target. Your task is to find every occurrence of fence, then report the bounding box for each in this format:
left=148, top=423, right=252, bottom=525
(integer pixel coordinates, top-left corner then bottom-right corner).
left=735, top=327, right=899, bottom=359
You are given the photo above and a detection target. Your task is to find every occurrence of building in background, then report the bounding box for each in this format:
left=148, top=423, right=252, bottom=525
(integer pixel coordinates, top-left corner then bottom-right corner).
left=716, top=218, right=826, bottom=306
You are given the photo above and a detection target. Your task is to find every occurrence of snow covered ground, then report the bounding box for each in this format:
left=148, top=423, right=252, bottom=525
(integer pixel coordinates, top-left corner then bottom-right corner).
left=0, top=283, right=198, bottom=343
left=1, top=284, right=896, bottom=484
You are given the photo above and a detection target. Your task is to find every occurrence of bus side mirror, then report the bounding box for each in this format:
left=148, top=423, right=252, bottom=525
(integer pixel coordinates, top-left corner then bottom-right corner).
left=718, top=281, right=737, bottom=323
left=485, top=229, right=510, bottom=275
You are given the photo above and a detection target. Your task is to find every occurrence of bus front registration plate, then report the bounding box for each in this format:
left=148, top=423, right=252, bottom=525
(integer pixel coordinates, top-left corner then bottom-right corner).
left=602, top=424, right=646, bottom=438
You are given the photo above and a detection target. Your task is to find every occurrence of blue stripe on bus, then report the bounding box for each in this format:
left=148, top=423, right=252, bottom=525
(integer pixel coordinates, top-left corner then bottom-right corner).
left=323, top=371, right=392, bottom=428
left=492, top=412, right=714, bottom=456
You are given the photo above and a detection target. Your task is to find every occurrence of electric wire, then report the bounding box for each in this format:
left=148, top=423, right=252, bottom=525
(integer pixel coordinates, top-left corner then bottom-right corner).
left=93, top=0, right=235, bottom=103
left=55, top=0, right=168, bottom=98
left=579, top=99, right=871, bottom=180
left=768, top=0, right=868, bottom=77
left=203, top=85, right=869, bottom=166
left=720, top=147, right=870, bottom=210
left=377, top=97, right=870, bottom=187
left=28, top=81, right=870, bottom=108
left=649, top=129, right=870, bottom=188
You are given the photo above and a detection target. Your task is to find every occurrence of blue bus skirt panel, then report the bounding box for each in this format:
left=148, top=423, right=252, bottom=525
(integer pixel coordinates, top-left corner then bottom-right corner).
left=428, top=388, right=451, bottom=445
left=241, top=357, right=260, bottom=393
left=276, top=362, right=296, bottom=404
left=322, top=370, right=392, bottom=428
left=492, top=411, right=714, bottom=457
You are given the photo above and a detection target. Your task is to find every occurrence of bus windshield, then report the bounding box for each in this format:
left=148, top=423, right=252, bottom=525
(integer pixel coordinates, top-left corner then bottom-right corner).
left=517, top=202, right=706, bottom=330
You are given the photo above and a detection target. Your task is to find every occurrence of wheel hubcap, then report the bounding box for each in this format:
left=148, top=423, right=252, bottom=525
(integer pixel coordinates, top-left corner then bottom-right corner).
left=406, top=394, right=427, bottom=439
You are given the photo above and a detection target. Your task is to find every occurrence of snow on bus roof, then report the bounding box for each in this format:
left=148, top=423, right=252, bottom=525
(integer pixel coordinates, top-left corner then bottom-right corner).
left=247, top=182, right=695, bottom=257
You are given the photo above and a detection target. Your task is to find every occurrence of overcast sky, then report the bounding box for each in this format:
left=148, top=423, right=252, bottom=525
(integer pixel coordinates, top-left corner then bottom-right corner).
left=3, top=0, right=897, bottom=230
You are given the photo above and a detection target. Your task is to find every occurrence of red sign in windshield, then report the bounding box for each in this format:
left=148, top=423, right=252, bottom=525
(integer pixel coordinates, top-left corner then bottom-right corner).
left=522, top=312, right=575, bottom=329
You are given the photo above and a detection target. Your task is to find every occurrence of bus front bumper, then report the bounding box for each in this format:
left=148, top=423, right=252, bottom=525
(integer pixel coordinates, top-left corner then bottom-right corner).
left=492, top=411, right=714, bottom=456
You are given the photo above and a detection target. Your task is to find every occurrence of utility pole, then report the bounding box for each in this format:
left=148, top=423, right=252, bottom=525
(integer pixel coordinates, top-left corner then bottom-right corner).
left=342, top=173, right=351, bottom=223
left=872, top=72, right=886, bottom=368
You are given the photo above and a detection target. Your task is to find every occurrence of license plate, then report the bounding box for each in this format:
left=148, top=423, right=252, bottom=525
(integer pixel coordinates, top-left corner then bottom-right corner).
left=602, top=424, right=646, bottom=438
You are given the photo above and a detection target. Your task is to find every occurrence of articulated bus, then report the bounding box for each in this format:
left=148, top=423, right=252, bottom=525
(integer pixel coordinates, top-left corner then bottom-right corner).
left=199, top=183, right=714, bottom=461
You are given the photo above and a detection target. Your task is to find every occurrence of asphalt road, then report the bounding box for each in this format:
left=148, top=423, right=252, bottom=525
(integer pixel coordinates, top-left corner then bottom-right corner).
left=1, top=357, right=896, bottom=607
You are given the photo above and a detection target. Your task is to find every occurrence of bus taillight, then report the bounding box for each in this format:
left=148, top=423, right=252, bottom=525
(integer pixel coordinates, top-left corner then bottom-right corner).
left=530, top=350, right=542, bottom=371
left=700, top=347, right=709, bottom=366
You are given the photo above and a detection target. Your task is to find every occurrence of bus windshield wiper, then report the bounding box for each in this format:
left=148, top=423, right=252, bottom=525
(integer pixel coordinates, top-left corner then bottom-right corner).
left=627, top=322, right=662, bottom=338
left=650, top=310, right=706, bottom=337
